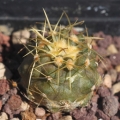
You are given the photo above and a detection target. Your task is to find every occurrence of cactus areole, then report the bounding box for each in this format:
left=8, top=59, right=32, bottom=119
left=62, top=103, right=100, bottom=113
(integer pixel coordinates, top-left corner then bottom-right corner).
left=18, top=10, right=102, bottom=112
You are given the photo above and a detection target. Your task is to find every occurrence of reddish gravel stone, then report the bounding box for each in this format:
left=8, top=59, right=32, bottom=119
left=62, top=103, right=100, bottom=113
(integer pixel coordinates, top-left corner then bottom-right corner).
left=113, top=36, right=120, bottom=50
left=116, top=72, right=120, bottom=82
left=97, top=86, right=111, bottom=97
left=91, top=94, right=99, bottom=103
left=7, top=95, right=22, bottom=111
left=111, top=116, right=120, bottom=120
left=96, top=109, right=110, bottom=120
left=109, top=52, right=120, bottom=66
left=71, top=108, right=87, bottom=120
left=96, top=47, right=108, bottom=57
left=47, top=112, right=62, bottom=120
left=97, top=35, right=113, bottom=49
left=93, top=31, right=105, bottom=38
left=0, top=79, right=10, bottom=95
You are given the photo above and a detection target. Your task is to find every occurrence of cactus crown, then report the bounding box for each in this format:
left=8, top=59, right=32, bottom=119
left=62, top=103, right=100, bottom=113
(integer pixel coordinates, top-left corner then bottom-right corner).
left=19, top=9, right=102, bottom=112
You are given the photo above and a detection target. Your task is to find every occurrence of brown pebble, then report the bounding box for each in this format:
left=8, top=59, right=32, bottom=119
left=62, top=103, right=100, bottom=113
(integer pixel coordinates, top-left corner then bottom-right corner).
left=91, top=94, right=99, bottom=103
left=0, top=79, right=10, bottom=95
left=47, top=112, right=62, bottom=120
left=102, top=95, right=119, bottom=117
left=97, top=86, right=111, bottom=97
left=96, top=47, right=108, bottom=57
left=7, top=95, right=22, bottom=111
left=96, top=109, right=110, bottom=120
left=111, top=116, right=120, bottom=120
left=97, top=35, right=112, bottom=49
left=109, top=52, right=120, bottom=66
left=71, top=108, right=87, bottom=120
left=113, top=36, right=120, bottom=50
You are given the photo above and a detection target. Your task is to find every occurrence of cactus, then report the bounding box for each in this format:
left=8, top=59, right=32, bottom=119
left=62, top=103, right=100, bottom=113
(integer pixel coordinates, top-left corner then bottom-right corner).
left=18, top=10, right=102, bottom=112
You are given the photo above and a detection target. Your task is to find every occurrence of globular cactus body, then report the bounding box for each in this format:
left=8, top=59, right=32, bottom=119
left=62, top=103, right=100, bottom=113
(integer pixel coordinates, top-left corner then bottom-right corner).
left=19, top=10, right=102, bottom=112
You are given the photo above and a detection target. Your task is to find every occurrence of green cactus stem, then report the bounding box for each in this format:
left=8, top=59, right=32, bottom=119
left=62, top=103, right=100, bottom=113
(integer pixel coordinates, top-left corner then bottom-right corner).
left=18, top=9, right=102, bottom=112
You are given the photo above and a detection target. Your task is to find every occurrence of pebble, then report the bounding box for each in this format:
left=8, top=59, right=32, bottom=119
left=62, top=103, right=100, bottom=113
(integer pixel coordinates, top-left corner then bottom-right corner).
left=110, top=116, right=120, bottom=120
left=0, top=63, right=12, bottom=79
left=103, top=74, right=112, bottom=88
left=35, top=107, right=45, bottom=117
left=12, top=29, right=30, bottom=45
left=109, top=52, right=120, bottom=66
left=0, top=25, right=13, bottom=35
left=97, top=35, right=112, bottom=49
left=102, top=95, right=119, bottom=117
left=0, top=112, right=8, bottom=120
left=112, top=82, right=120, bottom=94
left=47, top=112, right=62, bottom=120
left=107, top=44, right=118, bottom=55
left=96, top=110, right=110, bottom=120
left=113, top=36, right=120, bottom=50
left=7, top=95, right=22, bottom=111
left=0, top=80, right=10, bottom=95
left=97, top=86, right=111, bottom=97
left=20, top=102, right=30, bottom=111
left=96, top=47, right=108, bottom=57
left=108, top=69, right=117, bottom=83
left=21, top=110, right=36, bottom=120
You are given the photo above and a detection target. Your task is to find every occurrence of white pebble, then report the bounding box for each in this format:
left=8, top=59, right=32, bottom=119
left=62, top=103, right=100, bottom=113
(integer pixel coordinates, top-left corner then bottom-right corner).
left=20, top=102, right=30, bottom=111
left=107, top=44, right=118, bottom=55
left=12, top=29, right=30, bottom=44
left=0, top=112, right=8, bottom=120
left=103, top=74, right=112, bottom=88
left=0, top=63, right=12, bottom=79
left=112, top=82, right=120, bottom=94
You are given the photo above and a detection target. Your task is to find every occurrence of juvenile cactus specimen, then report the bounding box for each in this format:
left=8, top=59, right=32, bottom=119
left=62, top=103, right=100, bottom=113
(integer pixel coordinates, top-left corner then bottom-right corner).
left=19, top=10, right=102, bottom=112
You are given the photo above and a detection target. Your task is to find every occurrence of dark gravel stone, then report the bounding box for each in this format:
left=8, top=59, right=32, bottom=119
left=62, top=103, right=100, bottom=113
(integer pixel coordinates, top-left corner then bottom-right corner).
left=102, top=95, right=119, bottom=117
